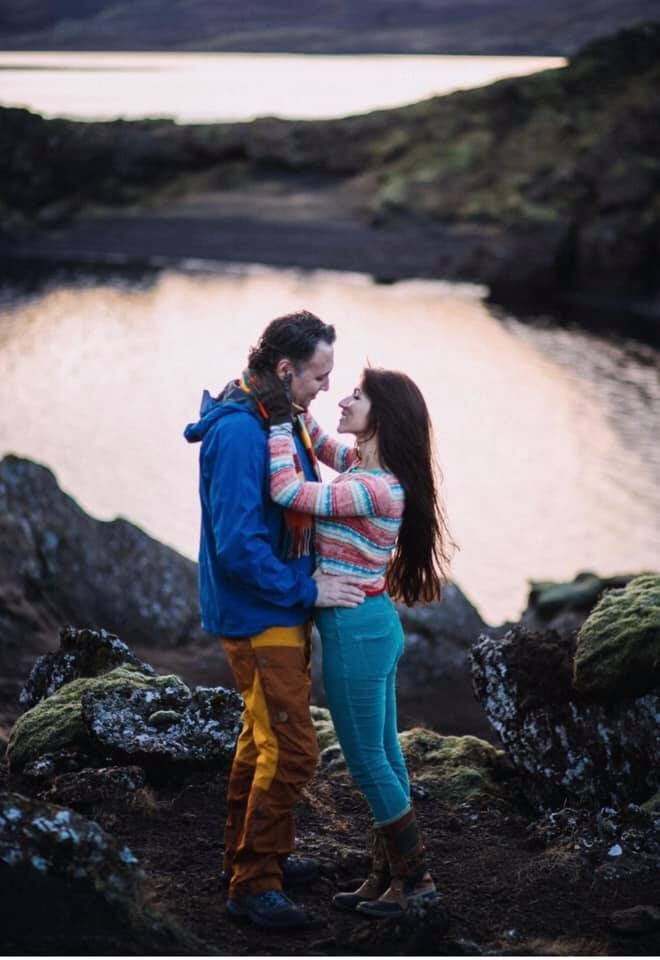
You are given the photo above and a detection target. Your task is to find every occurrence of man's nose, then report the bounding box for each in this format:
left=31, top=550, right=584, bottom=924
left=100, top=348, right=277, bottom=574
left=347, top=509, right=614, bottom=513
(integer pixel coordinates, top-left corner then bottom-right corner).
left=320, top=377, right=330, bottom=392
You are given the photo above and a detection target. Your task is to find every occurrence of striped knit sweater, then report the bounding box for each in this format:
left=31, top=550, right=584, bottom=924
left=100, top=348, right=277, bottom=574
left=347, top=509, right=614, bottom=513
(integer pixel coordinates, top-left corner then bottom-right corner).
left=269, top=415, right=405, bottom=591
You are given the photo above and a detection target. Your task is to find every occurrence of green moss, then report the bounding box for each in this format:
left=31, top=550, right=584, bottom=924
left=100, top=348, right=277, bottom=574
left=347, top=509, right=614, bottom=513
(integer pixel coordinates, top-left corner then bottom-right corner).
left=574, top=574, right=660, bottom=700
left=640, top=790, right=660, bottom=815
left=310, top=715, right=514, bottom=807
left=8, top=666, right=185, bottom=772
left=399, top=728, right=513, bottom=808
left=310, top=705, right=339, bottom=752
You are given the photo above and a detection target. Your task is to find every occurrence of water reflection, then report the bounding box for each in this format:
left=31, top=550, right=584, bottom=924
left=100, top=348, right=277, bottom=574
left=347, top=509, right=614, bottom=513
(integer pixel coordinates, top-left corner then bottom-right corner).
left=0, top=51, right=565, bottom=123
left=0, top=264, right=657, bottom=624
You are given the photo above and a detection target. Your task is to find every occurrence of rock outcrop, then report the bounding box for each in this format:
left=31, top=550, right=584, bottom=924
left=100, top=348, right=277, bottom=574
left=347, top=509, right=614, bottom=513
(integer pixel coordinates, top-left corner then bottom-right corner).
left=573, top=574, right=660, bottom=700
left=3, top=24, right=659, bottom=338
left=0, top=455, right=206, bottom=660
left=471, top=580, right=660, bottom=809
left=0, top=791, right=202, bottom=953
left=313, top=707, right=515, bottom=808
left=20, top=625, right=157, bottom=710
left=0, top=455, right=209, bottom=720
left=7, top=626, right=242, bottom=778
left=521, top=571, right=643, bottom=635
left=0, top=455, right=490, bottom=738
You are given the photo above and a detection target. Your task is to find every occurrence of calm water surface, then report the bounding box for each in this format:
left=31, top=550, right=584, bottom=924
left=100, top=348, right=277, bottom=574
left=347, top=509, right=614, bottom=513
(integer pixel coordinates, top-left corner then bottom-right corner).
left=0, top=266, right=657, bottom=624
left=0, top=51, right=565, bottom=122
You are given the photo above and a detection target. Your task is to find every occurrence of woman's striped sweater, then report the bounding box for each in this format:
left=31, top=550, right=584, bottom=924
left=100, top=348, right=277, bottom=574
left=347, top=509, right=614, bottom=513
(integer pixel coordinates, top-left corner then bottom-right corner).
left=269, top=415, right=405, bottom=591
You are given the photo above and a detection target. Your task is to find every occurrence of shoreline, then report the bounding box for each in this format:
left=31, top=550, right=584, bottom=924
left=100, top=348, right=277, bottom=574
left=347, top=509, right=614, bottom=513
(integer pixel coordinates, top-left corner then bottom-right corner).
left=3, top=208, right=659, bottom=345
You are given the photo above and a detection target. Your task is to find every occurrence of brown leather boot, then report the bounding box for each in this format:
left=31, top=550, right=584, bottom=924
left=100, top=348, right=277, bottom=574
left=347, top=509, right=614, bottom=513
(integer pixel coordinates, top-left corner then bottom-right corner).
left=356, top=809, right=438, bottom=918
left=332, top=828, right=390, bottom=911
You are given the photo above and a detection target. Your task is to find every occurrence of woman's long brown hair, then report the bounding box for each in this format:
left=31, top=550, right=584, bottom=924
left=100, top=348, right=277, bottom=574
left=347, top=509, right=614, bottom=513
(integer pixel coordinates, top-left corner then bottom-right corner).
left=361, top=367, right=455, bottom=605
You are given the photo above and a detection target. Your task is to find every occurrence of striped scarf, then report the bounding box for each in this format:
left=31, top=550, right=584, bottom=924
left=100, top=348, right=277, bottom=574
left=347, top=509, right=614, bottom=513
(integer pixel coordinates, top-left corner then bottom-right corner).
left=240, top=371, right=320, bottom=559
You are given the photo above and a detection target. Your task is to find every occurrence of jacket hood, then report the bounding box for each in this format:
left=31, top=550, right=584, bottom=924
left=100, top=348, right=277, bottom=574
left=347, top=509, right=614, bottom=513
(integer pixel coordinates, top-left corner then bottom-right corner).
left=184, top=379, right=263, bottom=443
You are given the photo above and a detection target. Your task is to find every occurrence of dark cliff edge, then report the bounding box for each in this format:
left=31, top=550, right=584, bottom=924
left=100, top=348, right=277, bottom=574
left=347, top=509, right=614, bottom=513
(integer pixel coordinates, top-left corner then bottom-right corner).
left=1, top=23, right=659, bottom=343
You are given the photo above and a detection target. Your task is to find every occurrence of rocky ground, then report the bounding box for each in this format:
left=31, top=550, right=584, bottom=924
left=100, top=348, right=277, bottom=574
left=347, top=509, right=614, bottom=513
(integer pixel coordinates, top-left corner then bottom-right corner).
left=4, top=755, right=659, bottom=956
left=2, top=24, right=659, bottom=344
left=1, top=455, right=659, bottom=954
left=1, top=620, right=659, bottom=956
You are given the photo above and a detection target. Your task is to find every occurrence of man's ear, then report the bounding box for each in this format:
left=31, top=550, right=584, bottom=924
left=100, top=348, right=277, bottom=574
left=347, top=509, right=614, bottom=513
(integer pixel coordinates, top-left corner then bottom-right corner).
left=275, top=358, right=293, bottom=380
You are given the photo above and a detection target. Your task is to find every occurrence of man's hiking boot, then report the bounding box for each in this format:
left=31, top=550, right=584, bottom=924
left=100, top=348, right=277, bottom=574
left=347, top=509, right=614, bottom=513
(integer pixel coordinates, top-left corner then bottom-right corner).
left=226, top=889, right=308, bottom=929
left=221, top=854, right=319, bottom=890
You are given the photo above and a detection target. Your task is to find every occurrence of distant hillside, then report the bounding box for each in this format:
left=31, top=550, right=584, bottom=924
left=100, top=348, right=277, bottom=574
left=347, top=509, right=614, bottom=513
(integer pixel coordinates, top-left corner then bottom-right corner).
left=0, top=0, right=658, bottom=54
left=1, top=24, right=659, bottom=338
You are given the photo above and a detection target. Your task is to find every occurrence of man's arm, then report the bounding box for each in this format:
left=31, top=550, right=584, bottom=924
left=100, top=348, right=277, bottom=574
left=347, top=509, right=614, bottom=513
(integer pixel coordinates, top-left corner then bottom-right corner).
left=204, top=416, right=363, bottom=609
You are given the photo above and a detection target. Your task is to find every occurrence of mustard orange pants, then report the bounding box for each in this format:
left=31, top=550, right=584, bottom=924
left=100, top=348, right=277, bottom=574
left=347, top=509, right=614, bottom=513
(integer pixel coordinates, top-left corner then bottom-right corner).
left=221, top=624, right=319, bottom=899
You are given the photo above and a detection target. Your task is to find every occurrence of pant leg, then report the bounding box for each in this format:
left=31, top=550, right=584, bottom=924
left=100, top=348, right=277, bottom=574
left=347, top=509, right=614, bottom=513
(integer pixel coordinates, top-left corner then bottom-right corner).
left=383, top=622, right=410, bottom=801
left=222, top=625, right=319, bottom=899
left=223, top=694, right=259, bottom=874
left=317, top=596, right=410, bottom=826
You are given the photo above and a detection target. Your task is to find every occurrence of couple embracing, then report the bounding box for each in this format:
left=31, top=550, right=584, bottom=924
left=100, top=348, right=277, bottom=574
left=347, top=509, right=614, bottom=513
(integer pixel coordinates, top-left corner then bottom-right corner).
left=185, top=310, right=453, bottom=930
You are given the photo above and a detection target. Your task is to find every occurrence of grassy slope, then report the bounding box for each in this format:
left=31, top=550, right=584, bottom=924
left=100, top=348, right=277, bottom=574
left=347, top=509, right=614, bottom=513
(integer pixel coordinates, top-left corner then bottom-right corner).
left=2, top=25, right=658, bottom=231
left=1, top=25, right=658, bottom=320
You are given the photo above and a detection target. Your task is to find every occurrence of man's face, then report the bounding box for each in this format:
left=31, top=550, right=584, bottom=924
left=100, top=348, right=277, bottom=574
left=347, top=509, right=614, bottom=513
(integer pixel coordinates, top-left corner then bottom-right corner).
left=289, top=341, right=334, bottom=410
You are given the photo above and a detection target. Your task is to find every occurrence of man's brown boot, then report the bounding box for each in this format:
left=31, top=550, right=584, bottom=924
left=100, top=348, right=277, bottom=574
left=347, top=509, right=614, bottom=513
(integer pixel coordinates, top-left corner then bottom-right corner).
left=332, top=829, right=390, bottom=911
left=356, top=809, right=437, bottom=918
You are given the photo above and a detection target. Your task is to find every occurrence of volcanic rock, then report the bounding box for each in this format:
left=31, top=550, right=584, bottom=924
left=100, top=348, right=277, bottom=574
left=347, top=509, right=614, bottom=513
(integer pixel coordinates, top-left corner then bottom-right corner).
left=521, top=571, right=642, bottom=634
left=20, top=624, right=156, bottom=710
left=7, top=666, right=183, bottom=773
left=573, top=573, right=660, bottom=700
left=610, top=904, right=660, bottom=937
left=7, top=626, right=243, bottom=778
left=471, top=625, right=659, bottom=808
left=0, top=455, right=206, bottom=686
left=81, top=682, right=242, bottom=776
left=312, top=709, right=514, bottom=808
left=0, top=791, right=201, bottom=953
left=43, top=766, right=147, bottom=809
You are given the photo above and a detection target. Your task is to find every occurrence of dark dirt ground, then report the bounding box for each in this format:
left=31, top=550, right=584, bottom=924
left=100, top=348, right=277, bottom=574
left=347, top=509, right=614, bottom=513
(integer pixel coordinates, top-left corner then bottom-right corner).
left=2, top=746, right=659, bottom=956
left=1, top=642, right=659, bottom=956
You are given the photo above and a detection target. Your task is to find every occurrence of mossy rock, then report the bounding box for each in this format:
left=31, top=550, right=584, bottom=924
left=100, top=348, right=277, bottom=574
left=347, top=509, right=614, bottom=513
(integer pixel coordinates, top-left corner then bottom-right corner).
left=527, top=572, right=636, bottom=618
left=399, top=728, right=513, bottom=808
left=310, top=714, right=512, bottom=805
left=640, top=790, right=660, bottom=816
left=7, top=666, right=184, bottom=773
left=573, top=574, right=660, bottom=700
left=310, top=705, right=338, bottom=752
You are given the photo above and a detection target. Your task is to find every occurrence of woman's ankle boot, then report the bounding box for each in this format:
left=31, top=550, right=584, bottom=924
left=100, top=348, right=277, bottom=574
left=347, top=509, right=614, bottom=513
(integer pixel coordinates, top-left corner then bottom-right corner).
left=356, top=809, right=438, bottom=918
left=332, top=829, right=390, bottom=911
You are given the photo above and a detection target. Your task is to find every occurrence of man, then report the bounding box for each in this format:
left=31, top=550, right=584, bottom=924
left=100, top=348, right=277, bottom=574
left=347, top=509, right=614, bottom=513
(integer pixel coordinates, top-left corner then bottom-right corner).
left=184, top=310, right=363, bottom=930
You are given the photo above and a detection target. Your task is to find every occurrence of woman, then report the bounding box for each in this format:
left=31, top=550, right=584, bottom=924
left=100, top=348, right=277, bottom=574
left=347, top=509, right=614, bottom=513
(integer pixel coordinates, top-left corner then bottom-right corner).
left=262, top=366, right=453, bottom=918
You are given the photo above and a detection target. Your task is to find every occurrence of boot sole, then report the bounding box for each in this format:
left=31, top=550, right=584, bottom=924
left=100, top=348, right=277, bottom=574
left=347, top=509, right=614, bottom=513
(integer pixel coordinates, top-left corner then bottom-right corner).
left=356, top=889, right=439, bottom=918
left=226, top=899, right=307, bottom=930
left=332, top=893, right=378, bottom=912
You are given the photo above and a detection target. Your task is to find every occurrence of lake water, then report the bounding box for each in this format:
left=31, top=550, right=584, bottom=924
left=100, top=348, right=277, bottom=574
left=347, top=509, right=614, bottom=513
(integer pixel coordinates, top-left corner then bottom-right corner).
left=0, top=265, right=657, bottom=625
left=0, top=51, right=565, bottom=122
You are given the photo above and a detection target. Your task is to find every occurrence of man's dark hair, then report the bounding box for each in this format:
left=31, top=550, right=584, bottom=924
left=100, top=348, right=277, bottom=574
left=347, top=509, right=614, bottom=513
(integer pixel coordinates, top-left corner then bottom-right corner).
left=248, top=310, right=336, bottom=374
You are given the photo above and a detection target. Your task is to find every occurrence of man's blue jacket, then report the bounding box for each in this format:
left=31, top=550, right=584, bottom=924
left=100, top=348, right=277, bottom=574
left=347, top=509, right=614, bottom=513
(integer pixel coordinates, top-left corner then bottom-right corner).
left=184, top=381, right=318, bottom=638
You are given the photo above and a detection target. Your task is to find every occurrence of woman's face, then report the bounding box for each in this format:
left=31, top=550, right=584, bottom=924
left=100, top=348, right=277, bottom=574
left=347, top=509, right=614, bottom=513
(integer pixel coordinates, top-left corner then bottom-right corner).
left=337, top=383, right=372, bottom=436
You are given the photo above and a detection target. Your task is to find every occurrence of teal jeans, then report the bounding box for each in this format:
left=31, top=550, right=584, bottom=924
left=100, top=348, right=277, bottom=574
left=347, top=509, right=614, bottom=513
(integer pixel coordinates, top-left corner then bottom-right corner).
left=315, top=593, right=411, bottom=826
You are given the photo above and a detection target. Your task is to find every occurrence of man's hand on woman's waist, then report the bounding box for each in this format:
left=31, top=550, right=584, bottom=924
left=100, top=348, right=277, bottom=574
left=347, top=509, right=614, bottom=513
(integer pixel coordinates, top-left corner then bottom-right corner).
left=314, top=572, right=365, bottom=608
